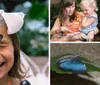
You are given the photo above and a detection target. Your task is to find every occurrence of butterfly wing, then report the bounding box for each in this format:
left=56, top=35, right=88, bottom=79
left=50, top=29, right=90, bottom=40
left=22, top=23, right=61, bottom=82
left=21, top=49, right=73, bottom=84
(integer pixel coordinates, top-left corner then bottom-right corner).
left=58, top=54, right=80, bottom=64
left=58, top=58, right=86, bottom=72
left=58, top=57, right=70, bottom=64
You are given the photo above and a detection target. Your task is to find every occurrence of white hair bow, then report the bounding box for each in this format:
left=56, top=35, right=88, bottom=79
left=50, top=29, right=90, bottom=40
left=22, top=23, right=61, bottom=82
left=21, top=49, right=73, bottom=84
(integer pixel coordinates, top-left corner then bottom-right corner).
left=0, top=10, right=25, bottom=34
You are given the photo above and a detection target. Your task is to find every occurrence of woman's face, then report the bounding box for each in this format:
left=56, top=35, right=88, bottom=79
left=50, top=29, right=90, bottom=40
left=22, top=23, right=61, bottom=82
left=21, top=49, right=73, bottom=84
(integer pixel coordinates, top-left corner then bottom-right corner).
left=65, top=1, right=75, bottom=16
left=0, top=23, right=14, bottom=79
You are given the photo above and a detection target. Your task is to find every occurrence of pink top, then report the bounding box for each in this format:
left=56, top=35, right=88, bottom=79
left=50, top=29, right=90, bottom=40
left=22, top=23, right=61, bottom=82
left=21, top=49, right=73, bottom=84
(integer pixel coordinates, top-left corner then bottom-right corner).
left=62, top=12, right=82, bottom=33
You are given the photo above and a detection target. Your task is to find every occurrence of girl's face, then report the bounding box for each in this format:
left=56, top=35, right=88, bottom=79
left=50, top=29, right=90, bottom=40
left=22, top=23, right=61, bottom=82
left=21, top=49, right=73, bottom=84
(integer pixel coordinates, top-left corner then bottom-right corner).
left=81, top=3, right=94, bottom=16
left=65, top=1, right=75, bottom=16
left=0, top=23, right=14, bottom=79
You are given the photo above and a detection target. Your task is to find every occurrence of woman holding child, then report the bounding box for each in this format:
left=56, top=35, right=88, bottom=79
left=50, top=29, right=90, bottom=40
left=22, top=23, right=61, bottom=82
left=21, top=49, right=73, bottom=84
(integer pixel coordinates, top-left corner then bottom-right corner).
left=50, top=0, right=99, bottom=42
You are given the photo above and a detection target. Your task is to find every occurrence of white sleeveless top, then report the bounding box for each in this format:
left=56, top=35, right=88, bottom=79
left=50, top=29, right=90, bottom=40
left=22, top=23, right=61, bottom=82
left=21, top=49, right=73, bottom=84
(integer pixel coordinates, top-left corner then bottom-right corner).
left=20, top=51, right=49, bottom=85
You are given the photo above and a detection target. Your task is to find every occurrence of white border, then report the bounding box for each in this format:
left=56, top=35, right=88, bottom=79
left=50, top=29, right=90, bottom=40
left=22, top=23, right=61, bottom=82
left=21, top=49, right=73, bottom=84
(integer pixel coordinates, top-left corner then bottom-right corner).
left=48, top=0, right=50, bottom=85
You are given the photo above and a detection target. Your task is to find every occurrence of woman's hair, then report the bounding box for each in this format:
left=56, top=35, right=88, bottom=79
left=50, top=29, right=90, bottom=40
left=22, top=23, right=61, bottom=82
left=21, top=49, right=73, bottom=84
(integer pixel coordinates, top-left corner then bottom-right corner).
left=80, top=0, right=98, bottom=11
left=58, top=0, right=77, bottom=23
left=0, top=15, right=24, bottom=79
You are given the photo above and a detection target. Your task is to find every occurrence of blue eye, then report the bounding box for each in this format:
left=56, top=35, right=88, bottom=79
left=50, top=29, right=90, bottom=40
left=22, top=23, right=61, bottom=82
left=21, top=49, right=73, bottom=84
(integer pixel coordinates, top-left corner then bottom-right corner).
left=58, top=55, right=86, bottom=72
left=0, top=34, right=3, bottom=40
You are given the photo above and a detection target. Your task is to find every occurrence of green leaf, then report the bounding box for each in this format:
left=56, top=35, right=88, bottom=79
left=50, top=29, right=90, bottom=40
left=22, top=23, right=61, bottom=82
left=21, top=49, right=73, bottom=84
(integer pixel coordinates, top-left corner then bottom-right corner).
left=51, top=56, right=72, bottom=74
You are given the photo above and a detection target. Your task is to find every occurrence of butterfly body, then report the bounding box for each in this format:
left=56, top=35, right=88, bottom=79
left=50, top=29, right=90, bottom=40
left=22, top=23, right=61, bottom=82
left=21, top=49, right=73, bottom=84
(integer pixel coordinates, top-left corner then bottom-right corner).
left=58, top=55, right=86, bottom=72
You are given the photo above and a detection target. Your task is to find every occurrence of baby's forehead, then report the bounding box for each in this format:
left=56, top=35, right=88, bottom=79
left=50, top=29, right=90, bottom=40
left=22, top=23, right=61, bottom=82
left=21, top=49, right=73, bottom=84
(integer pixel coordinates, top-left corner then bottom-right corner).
left=81, top=1, right=90, bottom=6
left=80, top=2, right=90, bottom=8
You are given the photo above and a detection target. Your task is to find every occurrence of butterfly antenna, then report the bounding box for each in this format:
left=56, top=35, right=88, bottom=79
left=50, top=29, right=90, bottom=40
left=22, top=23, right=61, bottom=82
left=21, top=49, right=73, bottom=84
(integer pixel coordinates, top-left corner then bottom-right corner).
left=71, top=54, right=81, bottom=60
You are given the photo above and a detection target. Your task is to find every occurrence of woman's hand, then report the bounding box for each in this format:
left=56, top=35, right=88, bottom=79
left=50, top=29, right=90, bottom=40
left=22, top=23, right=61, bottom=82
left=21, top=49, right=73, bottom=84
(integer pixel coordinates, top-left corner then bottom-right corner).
left=61, top=26, right=73, bottom=33
left=55, top=28, right=61, bottom=34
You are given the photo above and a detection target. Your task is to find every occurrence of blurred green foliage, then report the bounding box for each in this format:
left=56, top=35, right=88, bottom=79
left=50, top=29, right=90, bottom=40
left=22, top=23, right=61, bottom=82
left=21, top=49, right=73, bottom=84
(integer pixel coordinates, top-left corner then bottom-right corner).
left=0, top=0, right=48, bottom=56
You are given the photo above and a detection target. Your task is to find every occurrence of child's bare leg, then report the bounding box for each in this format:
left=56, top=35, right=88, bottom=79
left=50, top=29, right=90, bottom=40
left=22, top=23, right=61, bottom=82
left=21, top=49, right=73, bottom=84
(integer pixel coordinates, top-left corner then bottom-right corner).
left=69, top=35, right=81, bottom=41
left=67, top=32, right=82, bottom=41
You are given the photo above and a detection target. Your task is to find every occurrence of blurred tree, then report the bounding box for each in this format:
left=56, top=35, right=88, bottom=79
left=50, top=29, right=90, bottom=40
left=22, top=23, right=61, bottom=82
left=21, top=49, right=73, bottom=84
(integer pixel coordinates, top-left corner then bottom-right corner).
left=0, top=0, right=47, bottom=11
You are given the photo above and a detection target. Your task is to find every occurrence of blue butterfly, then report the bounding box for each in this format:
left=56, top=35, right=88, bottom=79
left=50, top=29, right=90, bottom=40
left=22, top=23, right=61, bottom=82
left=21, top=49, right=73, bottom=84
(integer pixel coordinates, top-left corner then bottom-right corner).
left=58, top=54, right=86, bottom=72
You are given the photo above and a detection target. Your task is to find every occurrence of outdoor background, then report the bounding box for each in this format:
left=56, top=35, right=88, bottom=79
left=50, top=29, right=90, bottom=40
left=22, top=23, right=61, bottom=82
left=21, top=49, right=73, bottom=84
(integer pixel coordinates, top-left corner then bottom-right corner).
left=0, top=0, right=48, bottom=56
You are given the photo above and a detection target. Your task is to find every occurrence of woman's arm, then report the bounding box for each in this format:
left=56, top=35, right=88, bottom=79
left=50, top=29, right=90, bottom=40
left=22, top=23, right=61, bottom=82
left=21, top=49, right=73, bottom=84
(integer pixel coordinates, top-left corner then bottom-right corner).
left=50, top=18, right=61, bottom=37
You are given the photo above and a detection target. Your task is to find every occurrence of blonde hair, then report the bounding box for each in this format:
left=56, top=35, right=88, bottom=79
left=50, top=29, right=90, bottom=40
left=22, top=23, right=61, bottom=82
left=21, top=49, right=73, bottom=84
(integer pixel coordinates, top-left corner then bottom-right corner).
left=80, top=0, right=98, bottom=11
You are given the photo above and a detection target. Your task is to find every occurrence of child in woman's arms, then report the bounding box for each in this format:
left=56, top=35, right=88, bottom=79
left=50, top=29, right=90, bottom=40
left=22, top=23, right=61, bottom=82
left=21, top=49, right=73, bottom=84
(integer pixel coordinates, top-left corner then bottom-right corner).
left=79, top=0, right=98, bottom=41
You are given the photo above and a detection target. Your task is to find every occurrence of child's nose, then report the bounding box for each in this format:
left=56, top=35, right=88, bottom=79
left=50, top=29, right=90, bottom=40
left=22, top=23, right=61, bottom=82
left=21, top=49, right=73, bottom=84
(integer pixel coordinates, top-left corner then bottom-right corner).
left=83, top=11, right=87, bottom=14
left=83, top=11, right=86, bottom=14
